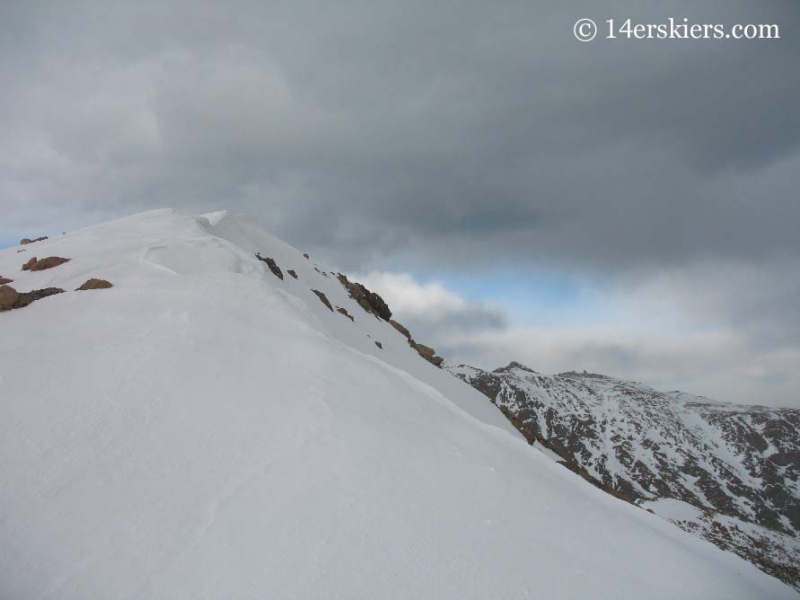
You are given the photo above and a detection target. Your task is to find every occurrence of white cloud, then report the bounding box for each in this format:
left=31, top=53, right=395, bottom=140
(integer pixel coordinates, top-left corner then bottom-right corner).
left=352, top=271, right=507, bottom=342
left=353, top=269, right=800, bottom=409
left=355, top=272, right=468, bottom=318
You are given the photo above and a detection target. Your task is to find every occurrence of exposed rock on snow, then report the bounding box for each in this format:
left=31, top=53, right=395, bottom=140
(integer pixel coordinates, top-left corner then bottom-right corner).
left=375, top=341, right=383, bottom=349
left=336, top=274, right=392, bottom=321
left=287, top=269, right=298, bottom=279
left=13, top=287, right=66, bottom=309
left=311, top=289, right=333, bottom=311
left=76, top=278, right=113, bottom=291
left=390, top=319, right=412, bottom=340
left=0, top=276, right=13, bottom=285
left=33, top=256, right=71, bottom=270
left=412, top=342, right=444, bottom=367
left=0, top=285, right=18, bottom=310
left=256, top=253, right=283, bottom=280
left=336, top=306, right=354, bottom=322
left=332, top=276, right=442, bottom=365
left=20, top=236, right=48, bottom=245
left=22, top=256, right=71, bottom=271
left=388, top=318, right=444, bottom=367
left=1, top=285, right=66, bottom=311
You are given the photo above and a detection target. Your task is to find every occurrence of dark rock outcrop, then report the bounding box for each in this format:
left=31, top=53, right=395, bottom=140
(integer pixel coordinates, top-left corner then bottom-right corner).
left=20, top=236, right=48, bottom=245
left=5, top=287, right=65, bottom=310
left=303, top=253, right=310, bottom=259
left=255, top=254, right=283, bottom=280
left=76, top=278, right=113, bottom=291
left=390, top=319, right=411, bottom=340
left=333, top=275, right=442, bottom=366
left=336, top=274, right=391, bottom=321
left=411, top=342, right=444, bottom=367
left=311, top=289, right=333, bottom=311
left=389, top=318, right=443, bottom=366
left=375, top=341, right=383, bottom=349
left=336, top=307, right=354, bottom=322
left=22, top=256, right=70, bottom=271
left=287, top=270, right=298, bottom=279
left=0, top=277, right=13, bottom=285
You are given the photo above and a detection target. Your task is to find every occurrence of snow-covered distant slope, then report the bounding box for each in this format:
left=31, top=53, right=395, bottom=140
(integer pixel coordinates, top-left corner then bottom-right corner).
left=0, top=210, right=795, bottom=599
left=449, top=362, right=800, bottom=588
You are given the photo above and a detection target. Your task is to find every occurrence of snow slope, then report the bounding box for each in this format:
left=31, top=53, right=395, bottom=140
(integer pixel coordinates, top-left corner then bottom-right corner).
left=0, top=209, right=795, bottom=599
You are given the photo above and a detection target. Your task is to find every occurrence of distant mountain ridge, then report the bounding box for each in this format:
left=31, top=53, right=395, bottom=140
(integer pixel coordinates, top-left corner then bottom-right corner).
left=449, top=361, right=800, bottom=588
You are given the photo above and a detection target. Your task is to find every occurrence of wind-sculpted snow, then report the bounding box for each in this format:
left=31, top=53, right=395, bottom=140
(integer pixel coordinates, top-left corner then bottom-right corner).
left=450, top=362, right=800, bottom=588
left=0, top=210, right=796, bottom=599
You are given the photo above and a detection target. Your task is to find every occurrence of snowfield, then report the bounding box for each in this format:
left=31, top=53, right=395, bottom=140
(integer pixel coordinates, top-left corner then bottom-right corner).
left=0, top=209, right=795, bottom=599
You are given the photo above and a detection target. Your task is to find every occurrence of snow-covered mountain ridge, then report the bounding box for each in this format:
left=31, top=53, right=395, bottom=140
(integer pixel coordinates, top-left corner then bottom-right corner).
left=1, top=209, right=796, bottom=598
left=449, top=361, right=800, bottom=588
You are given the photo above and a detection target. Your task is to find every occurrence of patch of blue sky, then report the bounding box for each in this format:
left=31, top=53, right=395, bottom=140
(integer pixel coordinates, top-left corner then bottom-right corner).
left=0, top=236, right=18, bottom=250
left=407, top=264, right=711, bottom=338
left=411, top=265, right=611, bottom=327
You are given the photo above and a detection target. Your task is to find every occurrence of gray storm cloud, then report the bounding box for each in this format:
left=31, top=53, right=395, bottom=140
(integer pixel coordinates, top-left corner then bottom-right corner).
left=1, top=0, right=798, bottom=405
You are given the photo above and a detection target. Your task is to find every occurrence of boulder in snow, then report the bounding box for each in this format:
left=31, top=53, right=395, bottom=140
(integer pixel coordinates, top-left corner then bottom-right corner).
left=76, top=278, right=113, bottom=291
left=22, top=256, right=71, bottom=271
left=0, top=285, right=19, bottom=311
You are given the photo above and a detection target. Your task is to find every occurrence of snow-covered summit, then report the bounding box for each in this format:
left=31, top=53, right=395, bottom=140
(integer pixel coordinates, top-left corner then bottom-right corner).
left=1, top=210, right=795, bottom=598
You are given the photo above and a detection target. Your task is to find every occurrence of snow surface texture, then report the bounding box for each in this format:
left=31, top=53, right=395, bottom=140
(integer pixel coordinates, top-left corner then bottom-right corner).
left=0, top=210, right=795, bottom=599
left=450, top=362, right=800, bottom=589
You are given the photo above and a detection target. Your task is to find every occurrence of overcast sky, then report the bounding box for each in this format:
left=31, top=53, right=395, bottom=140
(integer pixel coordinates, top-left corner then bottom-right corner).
left=2, top=1, right=798, bottom=407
